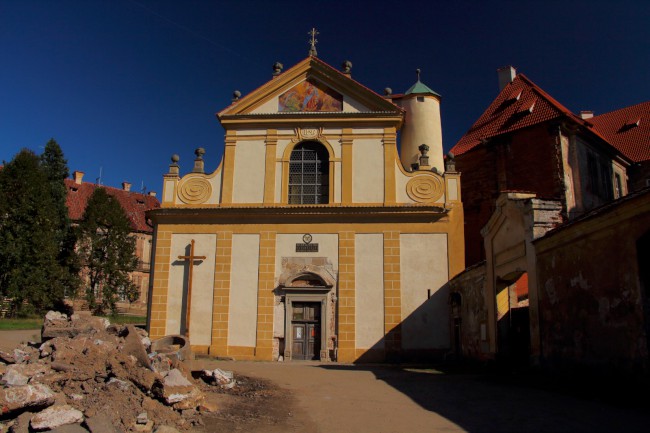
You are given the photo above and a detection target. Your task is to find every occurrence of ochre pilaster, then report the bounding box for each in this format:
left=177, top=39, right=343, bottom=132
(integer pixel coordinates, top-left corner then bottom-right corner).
left=383, top=231, right=402, bottom=353
left=149, top=229, right=172, bottom=339
left=337, top=231, right=356, bottom=362
left=341, top=128, right=353, bottom=204
left=383, top=128, right=397, bottom=205
left=220, top=131, right=237, bottom=204
left=255, top=231, right=276, bottom=360
left=209, top=231, right=232, bottom=356
left=263, top=129, right=277, bottom=204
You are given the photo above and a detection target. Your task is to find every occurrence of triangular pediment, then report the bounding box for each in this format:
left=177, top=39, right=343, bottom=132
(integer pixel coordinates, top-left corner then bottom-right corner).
left=217, top=57, right=403, bottom=118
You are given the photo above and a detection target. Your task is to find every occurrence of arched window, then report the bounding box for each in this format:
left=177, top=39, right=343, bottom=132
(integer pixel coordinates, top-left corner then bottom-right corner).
left=288, top=142, right=329, bottom=204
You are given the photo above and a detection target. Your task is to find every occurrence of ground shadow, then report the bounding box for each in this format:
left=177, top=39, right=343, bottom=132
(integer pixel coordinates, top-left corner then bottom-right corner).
left=313, top=363, right=650, bottom=432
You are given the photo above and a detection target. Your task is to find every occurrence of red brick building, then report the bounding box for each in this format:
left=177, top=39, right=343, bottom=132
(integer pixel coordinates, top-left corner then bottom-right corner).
left=450, top=67, right=632, bottom=266
left=590, top=101, right=650, bottom=192
left=65, top=170, right=160, bottom=314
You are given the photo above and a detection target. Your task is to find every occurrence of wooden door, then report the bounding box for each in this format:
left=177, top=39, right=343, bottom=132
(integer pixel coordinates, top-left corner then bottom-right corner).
left=291, top=302, right=321, bottom=360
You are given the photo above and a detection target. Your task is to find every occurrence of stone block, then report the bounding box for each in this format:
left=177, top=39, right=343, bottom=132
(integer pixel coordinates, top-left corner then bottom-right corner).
left=2, top=369, right=28, bottom=386
left=0, top=384, right=55, bottom=414
left=30, top=405, right=84, bottom=431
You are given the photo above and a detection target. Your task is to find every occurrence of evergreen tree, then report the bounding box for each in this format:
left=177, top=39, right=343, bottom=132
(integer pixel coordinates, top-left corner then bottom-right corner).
left=0, top=149, right=68, bottom=315
left=40, top=139, right=80, bottom=298
left=76, top=187, right=138, bottom=314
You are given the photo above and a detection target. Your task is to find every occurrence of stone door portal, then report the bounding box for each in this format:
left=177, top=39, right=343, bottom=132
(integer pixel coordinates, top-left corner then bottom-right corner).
left=291, top=302, right=321, bottom=360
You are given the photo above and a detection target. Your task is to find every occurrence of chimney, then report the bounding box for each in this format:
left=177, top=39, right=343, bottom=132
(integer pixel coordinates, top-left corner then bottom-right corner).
left=497, top=66, right=517, bottom=91
left=73, top=171, right=84, bottom=185
left=580, top=110, right=594, bottom=119
left=122, top=181, right=131, bottom=192
left=148, top=191, right=157, bottom=197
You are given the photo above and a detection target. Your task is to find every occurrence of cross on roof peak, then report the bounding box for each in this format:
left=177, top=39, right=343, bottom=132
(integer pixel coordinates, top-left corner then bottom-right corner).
left=308, top=28, right=319, bottom=57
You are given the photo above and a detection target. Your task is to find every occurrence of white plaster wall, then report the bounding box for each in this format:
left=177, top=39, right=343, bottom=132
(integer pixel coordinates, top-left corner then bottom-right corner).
left=395, top=164, right=416, bottom=204
left=275, top=161, right=283, bottom=204
left=228, top=234, right=260, bottom=347
left=447, top=178, right=458, bottom=201
left=168, top=233, right=216, bottom=346
left=275, top=234, right=339, bottom=280
left=163, top=179, right=176, bottom=204
left=334, top=161, right=342, bottom=203
left=207, top=166, right=223, bottom=205
left=232, top=140, right=266, bottom=203
left=400, top=233, right=449, bottom=349
left=355, top=234, right=385, bottom=349
left=276, top=140, right=291, bottom=160
left=353, top=139, right=384, bottom=203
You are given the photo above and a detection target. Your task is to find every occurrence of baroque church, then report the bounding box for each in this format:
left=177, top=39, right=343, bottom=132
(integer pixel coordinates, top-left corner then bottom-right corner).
left=146, top=38, right=464, bottom=363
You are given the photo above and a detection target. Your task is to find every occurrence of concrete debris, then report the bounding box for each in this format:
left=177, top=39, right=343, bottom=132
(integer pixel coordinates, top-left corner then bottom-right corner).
left=1, top=311, right=244, bottom=432
left=150, top=336, right=192, bottom=363
left=30, top=404, right=84, bottom=431
left=0, top=349, right=33, bottom=365
left=0, top=383, right=55, bottom=414
left=200, top=368, right=235, bottom=388
left=136, top=412, right=149, bottom=425
left=1, top=369, right=28, bottom=387
left=133, top=420, right=154, bottom=433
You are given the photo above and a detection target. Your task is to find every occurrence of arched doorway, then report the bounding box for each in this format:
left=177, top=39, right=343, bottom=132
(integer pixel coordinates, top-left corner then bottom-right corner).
left=280, top=270, right=334, bottom=361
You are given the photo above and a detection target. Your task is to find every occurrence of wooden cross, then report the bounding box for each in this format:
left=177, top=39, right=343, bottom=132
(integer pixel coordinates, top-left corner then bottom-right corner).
left=177, top=239, right=206, bottom=337
left=308, top=27, right=319, bottom=56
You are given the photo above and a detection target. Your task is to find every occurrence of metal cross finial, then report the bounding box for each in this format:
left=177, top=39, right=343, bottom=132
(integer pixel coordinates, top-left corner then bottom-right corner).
left=308, top=28, right=319, bottom=57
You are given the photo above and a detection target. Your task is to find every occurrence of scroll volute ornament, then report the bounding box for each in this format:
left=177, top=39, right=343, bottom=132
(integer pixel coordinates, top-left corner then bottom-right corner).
left=178, top=176, right=212, bottom=204
left=406, top=174, right=444, bottom=203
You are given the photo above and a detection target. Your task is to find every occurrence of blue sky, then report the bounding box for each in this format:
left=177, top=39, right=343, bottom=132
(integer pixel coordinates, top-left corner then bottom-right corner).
left=2, top=0, right=648, bottom=195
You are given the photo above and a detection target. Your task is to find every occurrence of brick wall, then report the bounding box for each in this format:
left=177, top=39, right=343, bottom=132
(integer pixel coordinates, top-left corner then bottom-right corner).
left=457, top=125, right=563, bottom=266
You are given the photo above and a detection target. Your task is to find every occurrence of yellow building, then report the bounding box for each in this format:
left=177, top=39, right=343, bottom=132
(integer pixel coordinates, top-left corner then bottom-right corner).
left=147, top=54, right=464, bottom=363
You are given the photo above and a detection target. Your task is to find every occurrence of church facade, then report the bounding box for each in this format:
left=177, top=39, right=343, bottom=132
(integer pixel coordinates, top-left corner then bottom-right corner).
left=146, top=55, right=464, bottom=363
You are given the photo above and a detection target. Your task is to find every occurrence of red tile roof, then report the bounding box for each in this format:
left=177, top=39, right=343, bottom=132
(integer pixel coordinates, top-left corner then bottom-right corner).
left=65, top=179, right=160, bottom=233
left=589, top=101, right=650, bottom=163
left=450, top=74, right=603, bottom=156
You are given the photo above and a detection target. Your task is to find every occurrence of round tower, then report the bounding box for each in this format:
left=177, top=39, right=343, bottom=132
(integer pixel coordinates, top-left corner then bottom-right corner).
left=398, top=71, right=444, bottom=173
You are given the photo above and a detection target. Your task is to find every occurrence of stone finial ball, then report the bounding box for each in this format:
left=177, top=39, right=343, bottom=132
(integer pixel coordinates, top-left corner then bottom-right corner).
left=171, top=154, right=180, bottom=163
left=273, top=62, right=283, bottom=71
left=195, top=147, right=205, bottom=157
left=384, top=87, right=393, bottom=96
left=233, top=90, right=241, bottom=99
left=342, top=60, right=352, bottom=72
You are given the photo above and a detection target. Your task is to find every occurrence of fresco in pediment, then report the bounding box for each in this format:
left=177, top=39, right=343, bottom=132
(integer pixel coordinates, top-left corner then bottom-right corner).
left=279, top=80, right=343, bottom=112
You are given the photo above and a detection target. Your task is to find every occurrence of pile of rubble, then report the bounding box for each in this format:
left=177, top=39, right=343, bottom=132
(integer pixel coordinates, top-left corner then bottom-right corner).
left=0, top=312, right=236, bottom=433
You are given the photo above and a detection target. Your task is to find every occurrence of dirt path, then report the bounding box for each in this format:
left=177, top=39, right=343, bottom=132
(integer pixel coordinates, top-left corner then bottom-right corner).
left=3, top=329, right=649, bottom=433
left=190, top=359, right=650, bottom=433
left=0, top=329, right=41, bottom=351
